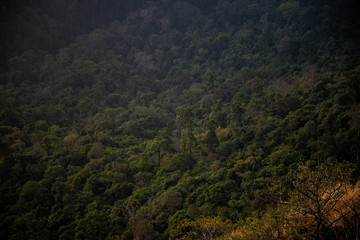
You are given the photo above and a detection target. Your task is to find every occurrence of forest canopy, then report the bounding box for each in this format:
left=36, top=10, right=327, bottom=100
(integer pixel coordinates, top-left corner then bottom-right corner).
left=1, top=0, right=360, bottom=239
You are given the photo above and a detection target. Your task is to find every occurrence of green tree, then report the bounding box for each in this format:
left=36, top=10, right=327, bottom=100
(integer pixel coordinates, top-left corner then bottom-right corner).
left=175, top=107, right=195, bottom=155
left=10, top=209, right=50, bottom=240
left=75, top=210, right=111, bottom=240
left=204, top=128, right=219, bottom=153
left=160, top=191, right=183, bottom=214
left=145, top=128, right=174, bottom=165
left=348, top=105, right=360, bottom=164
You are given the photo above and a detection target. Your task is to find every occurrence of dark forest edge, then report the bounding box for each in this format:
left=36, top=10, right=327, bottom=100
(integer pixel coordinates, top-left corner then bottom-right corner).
left=1, top=0, right=360, bottom=239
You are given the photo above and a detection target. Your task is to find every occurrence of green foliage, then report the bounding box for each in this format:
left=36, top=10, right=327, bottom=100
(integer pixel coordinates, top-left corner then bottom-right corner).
left=1, top=0, right=360, bottom=239
left=264, top=146, right=303, bottom=167
left=75, top=210, right=111, bottom=240
left=159, top=191, right=183, bottom=214
left=197, top=180, right=237, bottom=207
left=169, top=216, right=232, bottom=240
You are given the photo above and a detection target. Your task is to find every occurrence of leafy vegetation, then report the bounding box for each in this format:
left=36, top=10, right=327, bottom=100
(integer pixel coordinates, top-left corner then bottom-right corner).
left=1, top=0, right=360, bottom=239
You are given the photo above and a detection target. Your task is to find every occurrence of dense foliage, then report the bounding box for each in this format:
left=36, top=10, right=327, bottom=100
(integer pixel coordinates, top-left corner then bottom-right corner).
left=1, top=0, right=360, bottom=239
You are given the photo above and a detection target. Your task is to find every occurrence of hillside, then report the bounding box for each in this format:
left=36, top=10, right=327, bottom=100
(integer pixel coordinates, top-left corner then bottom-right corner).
left=1, top=0, right=360, bottom=239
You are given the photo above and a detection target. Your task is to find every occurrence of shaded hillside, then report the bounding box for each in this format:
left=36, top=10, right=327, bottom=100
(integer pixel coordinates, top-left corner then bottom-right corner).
left=1, top=0, right=360, bottom=239
left=0, top=0, right=157, bottom=67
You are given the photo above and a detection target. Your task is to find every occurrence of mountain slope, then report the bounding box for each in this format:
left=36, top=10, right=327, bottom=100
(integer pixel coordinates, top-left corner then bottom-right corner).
left=1, top=0, right=360, bottom=239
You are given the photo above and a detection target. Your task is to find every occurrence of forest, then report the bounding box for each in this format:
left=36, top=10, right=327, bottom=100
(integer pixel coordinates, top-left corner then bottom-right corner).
left=1, top=0, right=360, bottom=239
